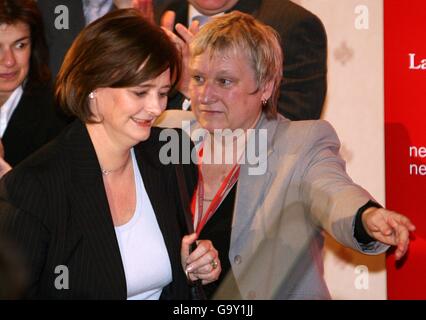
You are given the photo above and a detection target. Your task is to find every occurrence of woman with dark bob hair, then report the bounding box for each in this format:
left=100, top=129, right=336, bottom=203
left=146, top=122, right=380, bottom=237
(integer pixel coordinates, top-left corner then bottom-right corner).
left=0, top=9, right=220, bottom=299
left=0, top=0, right=67, bottom=172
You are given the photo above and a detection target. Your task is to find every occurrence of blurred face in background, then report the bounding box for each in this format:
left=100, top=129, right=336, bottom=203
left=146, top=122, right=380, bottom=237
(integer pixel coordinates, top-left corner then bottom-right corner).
left=0, top=22, right=31, bottom=104
left=188, top=0, right=239, bottom=15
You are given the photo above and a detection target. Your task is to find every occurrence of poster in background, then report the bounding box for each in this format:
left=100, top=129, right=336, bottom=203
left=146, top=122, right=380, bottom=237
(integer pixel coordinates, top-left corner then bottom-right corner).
left=384, top=0, right=426, bottom=300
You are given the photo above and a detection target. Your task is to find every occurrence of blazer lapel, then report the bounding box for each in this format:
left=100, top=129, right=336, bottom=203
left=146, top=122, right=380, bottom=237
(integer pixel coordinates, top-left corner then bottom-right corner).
left=65, top=120, right=127, bottom=299
left=2, top=91, right=42, bottom=145
left=230, top=114, right=278, bottom=249
left=155, top=1, right=188, bottom=26
left=185, top=115, right=277, bottom=247
left=133, top=132, right=187, bottom=298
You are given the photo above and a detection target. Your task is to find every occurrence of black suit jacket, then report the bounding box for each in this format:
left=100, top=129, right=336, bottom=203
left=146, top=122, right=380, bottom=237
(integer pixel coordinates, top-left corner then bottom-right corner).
left=154, top=0, right=327, bottom=120
left=0, top=120, right=194, bottom=299
left=37, top=0, right=117, bottom=80
left=2, top=85, right=68, bottom=167
left=37, top=0, right=86, bottom=80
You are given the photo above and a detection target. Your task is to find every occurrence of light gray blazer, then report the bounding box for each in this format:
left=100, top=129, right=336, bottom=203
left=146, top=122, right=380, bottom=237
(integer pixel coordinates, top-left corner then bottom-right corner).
left=156, top=111, right=388, bottom=299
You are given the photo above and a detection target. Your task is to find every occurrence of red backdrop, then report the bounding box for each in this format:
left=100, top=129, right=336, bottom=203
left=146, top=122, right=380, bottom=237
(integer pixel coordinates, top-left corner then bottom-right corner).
left=385, top=0, right=426, bottom=299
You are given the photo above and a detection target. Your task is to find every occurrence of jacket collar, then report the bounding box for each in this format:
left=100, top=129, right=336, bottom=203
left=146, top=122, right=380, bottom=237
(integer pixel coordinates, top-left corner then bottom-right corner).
left=61, top=120, right=127, bottom=298
left=62, top=121, right=179, bottom=298
left=231, top=113, right=283, bottom=247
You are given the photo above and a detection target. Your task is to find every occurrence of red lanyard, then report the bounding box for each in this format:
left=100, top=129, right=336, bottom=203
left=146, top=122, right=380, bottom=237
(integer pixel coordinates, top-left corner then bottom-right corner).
left=191, top=147, right=240, bottom=235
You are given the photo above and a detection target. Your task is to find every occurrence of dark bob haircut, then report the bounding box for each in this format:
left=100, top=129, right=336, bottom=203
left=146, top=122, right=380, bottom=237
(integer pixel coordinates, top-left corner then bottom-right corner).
left=56, top=9, right=181, bottom=123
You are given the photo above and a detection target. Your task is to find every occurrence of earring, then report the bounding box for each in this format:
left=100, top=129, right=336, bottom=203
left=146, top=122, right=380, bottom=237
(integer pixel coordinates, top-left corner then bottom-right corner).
left=261, top=99, right=268, bottom=106
left=89, top=92, right=95, bottom=99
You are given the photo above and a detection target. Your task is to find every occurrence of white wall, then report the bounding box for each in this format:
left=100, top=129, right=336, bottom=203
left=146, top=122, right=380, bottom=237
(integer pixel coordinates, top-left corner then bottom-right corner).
left=295, top=0, right=386, bottom=299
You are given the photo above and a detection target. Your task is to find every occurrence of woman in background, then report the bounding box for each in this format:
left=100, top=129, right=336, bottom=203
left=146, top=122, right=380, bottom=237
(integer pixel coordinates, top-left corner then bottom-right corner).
left=0, top=0, right=67, bottom=173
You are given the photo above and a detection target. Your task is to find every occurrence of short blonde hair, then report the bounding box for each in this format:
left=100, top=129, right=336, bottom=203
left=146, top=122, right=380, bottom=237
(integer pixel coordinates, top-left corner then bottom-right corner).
left=190, top=11, right=283, bottom=119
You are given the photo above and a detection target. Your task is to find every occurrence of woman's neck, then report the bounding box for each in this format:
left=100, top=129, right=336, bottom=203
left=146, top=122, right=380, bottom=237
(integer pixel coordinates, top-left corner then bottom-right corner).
left=203, top=111, right=262, bottom=166
left=86, top=123, right=132, bottom=175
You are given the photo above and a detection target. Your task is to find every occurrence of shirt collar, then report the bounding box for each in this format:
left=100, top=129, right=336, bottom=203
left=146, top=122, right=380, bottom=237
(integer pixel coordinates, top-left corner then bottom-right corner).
left=82, top=0, right=113, bottom=25
left=0, top=85, right=23, bottom=137
left=188, top=4, right=224, bottom=27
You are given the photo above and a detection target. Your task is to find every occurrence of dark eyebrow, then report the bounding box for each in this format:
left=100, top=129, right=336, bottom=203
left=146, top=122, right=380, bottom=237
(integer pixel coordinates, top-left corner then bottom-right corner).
left=14, top=36, right=30, bottom=43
